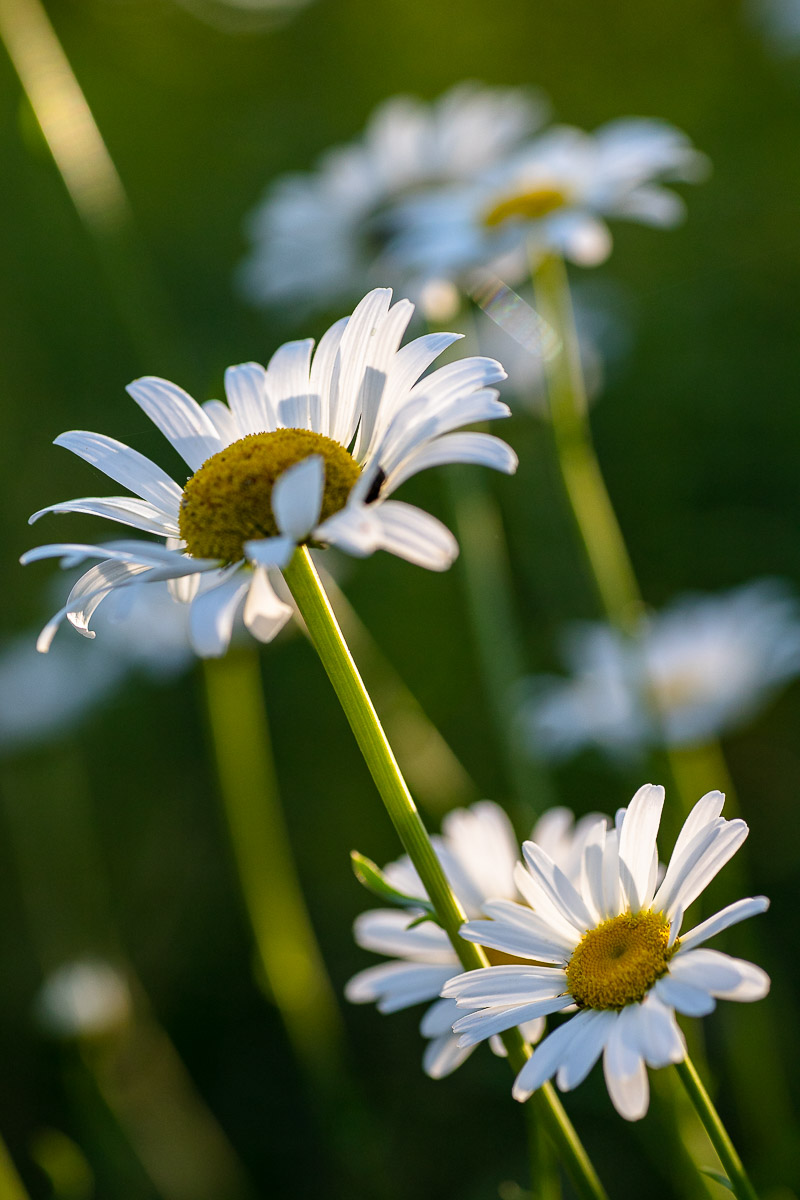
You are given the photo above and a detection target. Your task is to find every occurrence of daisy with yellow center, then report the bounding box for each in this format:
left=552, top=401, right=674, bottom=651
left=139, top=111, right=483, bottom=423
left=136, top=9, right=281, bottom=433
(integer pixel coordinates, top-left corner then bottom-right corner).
left=21, top=288, right=517, bottom=657
left=443, top=784, right=770, bottom=1121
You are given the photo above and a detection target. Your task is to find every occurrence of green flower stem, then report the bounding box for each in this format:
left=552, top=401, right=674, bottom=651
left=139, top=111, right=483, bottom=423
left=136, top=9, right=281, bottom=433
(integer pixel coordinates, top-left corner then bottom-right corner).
left=0, top=1137, right=30, bottom=1200
left=282, top=546, right=608, bottom=1200
left=203, top=649, right=345, bottom=1081
left=676, top=1057, right=759, bottom=1200
left=532, top=252, right=643, bottom=634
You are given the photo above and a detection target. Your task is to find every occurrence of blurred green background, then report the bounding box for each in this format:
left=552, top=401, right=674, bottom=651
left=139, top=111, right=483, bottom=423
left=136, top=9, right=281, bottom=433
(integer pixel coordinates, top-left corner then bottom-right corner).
left=2, top=1, right=800, bottom=1197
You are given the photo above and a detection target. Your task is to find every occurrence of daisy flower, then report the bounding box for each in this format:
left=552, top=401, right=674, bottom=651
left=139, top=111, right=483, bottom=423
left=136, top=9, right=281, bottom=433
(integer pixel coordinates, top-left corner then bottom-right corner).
left=22, top=288, right=517, bottom=658
left=387, top=118, right=708, bottom=289
left=238, top=82, right=548, bottom=315
left=443, top=784, right=770, bottom=1120
left=520, top=580, right=800, bottom=760
left=345, top=801, right=602, bottom=1079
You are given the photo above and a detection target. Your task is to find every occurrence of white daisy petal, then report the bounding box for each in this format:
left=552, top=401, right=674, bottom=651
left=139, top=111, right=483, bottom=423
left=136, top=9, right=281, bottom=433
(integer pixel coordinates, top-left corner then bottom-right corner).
left=368, top=501, right=459, bottom=571
left=330, top=289, right=393, bottom=446
left=353, top=297, right=416, bottom=460
left=422, top=1033, right=474, bottom=1079
left=460, top=911, right=572, bottom=965
left=383, top=432, right=518, bottom=494
left=352, top=909, right=453, bottom=962
left=223, top=363, right=274, bottom=435
left=345, top=961, right=455, bottom=1011
left=455, top=996, right=570, bottom=1047
left=188, top=574, right=249, bottom=657
left=669, top=949, right=770, bottom=1001
left=315, top=505, right=382, bottom=558
left=272, top=455, right=325, bottom=541
left=126, top=377, right=223, bottom=472
left=54, top=431, right=183, bottom=516
left=521, top=840, right=596, bottom=935
left=671, top=791, right=726, bottom=863
left=202, top=399, right=241, bottom=445
left=268, top=339, right=315, bottom=429
left=555, top=1008, right=617, bottom=1090
left=242, top=567, right=293, bottom=643
left=677, top=896, right=770, bottom=955
left=512, top=1011, right=594, bottom=1101
left=655, top=818, right=749, bottom=919
left=653, top=975, right=717, bottom=1018
left=308, top=316, right=348, bottom=438
left=420, top=996, right=462, bottom=1038
left=244, top=537, right=297, bottom=570
left=603, top=1013, right=649, bottom=1120
left=628, top=995, right=685, bottom=1068
left=618, top=784, right=664, bottom=911
left=29, top=497, right=180, bottom=538
left=444, top=964, right=568, bottom=1006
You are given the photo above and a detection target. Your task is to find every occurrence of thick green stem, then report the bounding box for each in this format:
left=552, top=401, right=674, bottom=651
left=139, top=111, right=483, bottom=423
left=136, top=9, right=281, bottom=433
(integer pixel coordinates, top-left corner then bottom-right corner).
left=282, top=547, right=608, bottom=1200
left=676, top=1057, right=759, bottom=1200
left=533, top=252, right=643, bottom=633
left=203, top=649, right=345, bottom=1081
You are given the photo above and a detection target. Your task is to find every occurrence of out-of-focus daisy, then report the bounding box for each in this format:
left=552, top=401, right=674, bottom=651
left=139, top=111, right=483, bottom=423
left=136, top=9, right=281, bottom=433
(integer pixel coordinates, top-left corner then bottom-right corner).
left=22, top=289, right=517, bottom=658
left=388, top=119, right=708, bottom=289
left=0, top=581, right=196, bottom=754
left=519, top=581, right=800, bottom=760
left=444, top=785, right=769, bottom=1120
left=346, top=801, right=602, bottom=1078
left=239, top=83, right=548, bottom=316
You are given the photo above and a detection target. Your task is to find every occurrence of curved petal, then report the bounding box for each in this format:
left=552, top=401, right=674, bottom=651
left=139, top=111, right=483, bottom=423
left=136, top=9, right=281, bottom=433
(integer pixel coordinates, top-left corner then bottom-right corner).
left=369, top=501, right=459, bottom=571
left=188, top=574, right=249, bottom=657
left=30, top=496, right=179, bottom=538
left=511, top=1011, right=588, bottom=1101
left=603, top=1011, right=649, bottom=1121
left=267, top=339, right=314, bottom=429
left=329, top=289, right=393, bottom=447
left=556, top=1008, right=616, bottom=1090
left=53, top=431, right=183, bottom=516
left=202, top=399, right=241, bottom=445
left=422, top=1033, right=473, bottom=1079
left=243, top=567, right=293, bottom=643
left=126, top=377, right=223, bottom=471
left=618, top=784, right=664, bottom=911
left=677, top=896, right=770, bottom=956
left=383, top=432, right=518, bottom=494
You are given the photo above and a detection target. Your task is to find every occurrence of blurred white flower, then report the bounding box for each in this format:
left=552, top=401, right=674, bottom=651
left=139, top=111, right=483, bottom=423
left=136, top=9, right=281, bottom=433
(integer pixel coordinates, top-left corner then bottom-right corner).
left=0, top=581, right=195, bottom=754
left=345, top=801, right=602, bottom=1078
left=519, top=581, right=800, bottom=760
left=35, top=960, right=132, bottom=1040
left=748, top=0, right=800, bottom=55
left=239, top=82, right=548, bottom=316
left=388, top=119, right=708, bottom=289
left=445, top=785, right=769, bottom=1120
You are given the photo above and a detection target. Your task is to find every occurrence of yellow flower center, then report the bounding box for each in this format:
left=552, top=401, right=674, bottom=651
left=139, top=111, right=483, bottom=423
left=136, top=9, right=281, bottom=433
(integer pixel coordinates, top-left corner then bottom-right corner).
left=566, top=911, right=677, bottom=1010
left=483, top=184, right=569, bottom=228
left=178, top=429, right=361, bottom=562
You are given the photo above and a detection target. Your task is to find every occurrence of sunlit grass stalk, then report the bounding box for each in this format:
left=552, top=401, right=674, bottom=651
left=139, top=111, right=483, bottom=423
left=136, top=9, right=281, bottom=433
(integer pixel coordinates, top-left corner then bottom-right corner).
left=0, top=1136, right=30, bottom=1200
left=282, top=546, right=608, bottom=1200
left=532, top=250, right=771, bottom=1193
left=203, top=649, right=345, bottom=1081
left=0, top=0, right=182, bottom=366
left=444, top=464, right=556, bottom=819
left=675, top=1059, right=759, bottom=1200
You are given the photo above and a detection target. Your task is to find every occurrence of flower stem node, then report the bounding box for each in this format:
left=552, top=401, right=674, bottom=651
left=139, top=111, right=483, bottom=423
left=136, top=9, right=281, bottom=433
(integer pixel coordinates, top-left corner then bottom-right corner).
left=566, top=911, right=676, bottom=1010
left=179, top=430, right=360, bottom=562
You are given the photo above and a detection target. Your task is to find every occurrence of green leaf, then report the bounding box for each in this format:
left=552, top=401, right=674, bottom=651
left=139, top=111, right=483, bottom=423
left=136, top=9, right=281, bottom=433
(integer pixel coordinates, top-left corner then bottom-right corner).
left=700, top=1169, right=735, bottom=1193
left=350, top=851, right=435, bottom=915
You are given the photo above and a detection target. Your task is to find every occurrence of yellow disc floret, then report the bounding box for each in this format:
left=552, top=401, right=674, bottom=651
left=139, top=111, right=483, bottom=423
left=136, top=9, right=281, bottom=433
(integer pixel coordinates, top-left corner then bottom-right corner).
left=483, top=185, right=569, bottom=228
left=566, top=911, right=677, bottom=1010
left=179, top=429, right=361, bottom=562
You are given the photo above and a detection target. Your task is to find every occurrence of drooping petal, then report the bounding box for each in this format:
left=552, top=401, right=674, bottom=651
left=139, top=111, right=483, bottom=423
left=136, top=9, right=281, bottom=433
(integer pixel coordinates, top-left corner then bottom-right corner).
left=383, top=432, right=518, bottom=494
left=368, top=501, right=459, bottom=571
left=454, top=995, right=570, bottom=1047
left=603, top=1006, right=649, bottom=1120
left=188, top=574, right=249, bottom=657
left=29, top=496, right=180, bottom=538
left=352, top=909, right=454, bottom=962
left=422, top=1032, right=474, bottom=1079
left=53, top=431, right=183, bottom=516
left=511, top=1011, right=589, bottom=1100
left=243, top=568, right=293, bottom=643
left=345, top=961, right=455, bottom=1012
left=555, top=1008, right=616, bottom=1090
left=668, top=949, right=770, bottom=1002
left=653, top=975, right=717, bottom=1017
left=126, top=377, right=223, bottom=471
left=244, top=537, right=297, bottom=570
